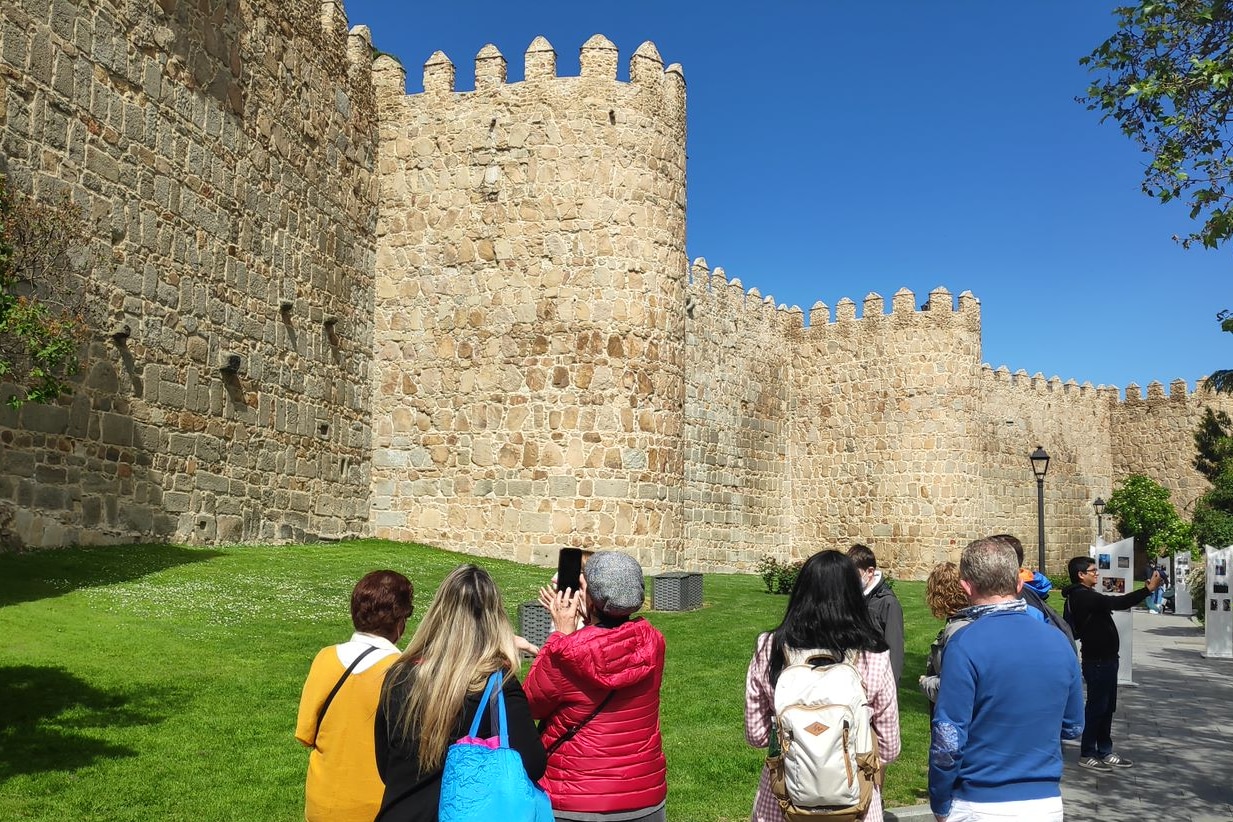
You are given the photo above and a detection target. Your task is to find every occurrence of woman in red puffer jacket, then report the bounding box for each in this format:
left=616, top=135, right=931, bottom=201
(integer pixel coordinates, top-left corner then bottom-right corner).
left=524, top=551, right=667, bottom=822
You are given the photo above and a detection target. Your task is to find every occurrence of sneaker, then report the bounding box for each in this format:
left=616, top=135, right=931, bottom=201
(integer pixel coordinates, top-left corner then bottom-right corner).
left=1102, top=753, right=1134, bottom=768
left=1078, top=756, right=1113, bottom=772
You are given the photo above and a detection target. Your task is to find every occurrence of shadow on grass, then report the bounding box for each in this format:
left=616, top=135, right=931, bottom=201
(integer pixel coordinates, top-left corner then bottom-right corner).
left=0, top=664, right=181, bottom=779
left=0, top=544, right=224, bottom=608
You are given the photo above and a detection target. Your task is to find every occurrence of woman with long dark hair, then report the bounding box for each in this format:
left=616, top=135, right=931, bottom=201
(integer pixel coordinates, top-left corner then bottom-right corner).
left=744, top=550, right=901, bottom=821
left=374, top=564, right=547, bottom=821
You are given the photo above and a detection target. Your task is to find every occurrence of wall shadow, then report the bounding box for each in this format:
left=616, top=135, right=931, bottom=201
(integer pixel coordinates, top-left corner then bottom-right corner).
left=0, top=664, right=182, bottom=779
left=0, top=543, right=224, bottom=608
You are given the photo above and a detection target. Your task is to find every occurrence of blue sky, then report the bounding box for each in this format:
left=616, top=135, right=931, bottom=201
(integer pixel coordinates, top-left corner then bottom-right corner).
left=343, top=1, right=1228, bottom=394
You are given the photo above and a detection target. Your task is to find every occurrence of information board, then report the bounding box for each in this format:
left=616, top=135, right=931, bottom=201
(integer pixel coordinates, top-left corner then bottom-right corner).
left=1206, top=545, right=1233, bottom=659
left=1091, top=537, right=1136, bottom=684
left=1174, top=552, right=1193, bottom=617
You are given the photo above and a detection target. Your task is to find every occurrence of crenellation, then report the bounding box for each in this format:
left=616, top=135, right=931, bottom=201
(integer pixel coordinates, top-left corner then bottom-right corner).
left=347, top=26, right=372, bottom=76
left=524, top=36, right=556, bottom=82
left=809, top=301, right=830, bottom=328
left=1147, top=380, right=1166, bottom=400
left=580, top=34, right=618, bottom=80
left=1170, top=378, right=1189, bottom=398
left=630, top=41, right=664, bottom=86
left=891, top=287, right=914, bottom=315
left=474, top=44, right=506, bottom=90
left=863, top=292, right=884, bottom=317
left=835, top=297, right=857, bottom=321
left=321, top=0, right=348, bottom=41
left=689, top=257, right=709, bottom=287
left=927, top=286, right=953, bottom=313
left=423, top=50, right=454, bottom=95
left=958, top=290, right=978, bottom=314
left=1125, top=383, right=1142, bottom=401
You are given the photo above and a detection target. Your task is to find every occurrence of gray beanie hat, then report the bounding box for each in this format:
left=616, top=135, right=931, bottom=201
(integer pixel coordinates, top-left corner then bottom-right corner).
left=584, top=551, right=645, bottom=617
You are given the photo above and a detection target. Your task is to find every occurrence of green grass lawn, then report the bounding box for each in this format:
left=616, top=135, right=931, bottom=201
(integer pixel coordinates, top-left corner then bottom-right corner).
left=0, top=541, right=938, bottom=821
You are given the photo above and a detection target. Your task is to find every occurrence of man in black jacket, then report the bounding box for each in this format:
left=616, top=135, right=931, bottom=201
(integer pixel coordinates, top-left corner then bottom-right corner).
left=848, top=543, right=904, bottom=683
left=1062, top=555, right=1163, bottom=773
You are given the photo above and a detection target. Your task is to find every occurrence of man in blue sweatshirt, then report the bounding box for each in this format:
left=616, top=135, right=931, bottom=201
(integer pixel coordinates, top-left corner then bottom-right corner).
left=929, top=537, right=1084, bottom=821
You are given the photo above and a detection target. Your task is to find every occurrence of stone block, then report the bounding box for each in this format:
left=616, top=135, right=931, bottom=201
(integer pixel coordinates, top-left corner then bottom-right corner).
left=594, top=479, right=629, bottom=498
left=20, top=403, right=69, bottom=434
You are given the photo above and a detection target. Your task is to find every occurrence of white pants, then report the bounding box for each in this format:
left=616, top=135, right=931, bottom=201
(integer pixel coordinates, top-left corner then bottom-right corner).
left=947, top=795, right=1064, bottom=821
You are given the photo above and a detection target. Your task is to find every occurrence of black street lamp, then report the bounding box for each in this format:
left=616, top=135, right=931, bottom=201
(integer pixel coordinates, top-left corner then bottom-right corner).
left=1030, top=446, right=1050, bottom=572
left=1093, top=497, right=1106, bottom=539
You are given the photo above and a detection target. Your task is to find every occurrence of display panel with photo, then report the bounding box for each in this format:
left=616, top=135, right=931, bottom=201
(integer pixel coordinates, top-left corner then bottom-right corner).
left=1098, top=554, right=1112, bottom=570
left=1101, top=577, right=1126, bottom=594
left=1117, top=556, right=1130, bottom=569
left=1212, top=599, right=1219, bottom=612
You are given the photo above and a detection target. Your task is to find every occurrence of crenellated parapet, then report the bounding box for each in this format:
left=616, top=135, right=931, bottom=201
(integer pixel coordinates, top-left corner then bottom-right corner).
left=686, top=258, right=806, bottom=336
left=980, top=363, right=1112, bottom=403
left=371, top=35, right=686, bottom=136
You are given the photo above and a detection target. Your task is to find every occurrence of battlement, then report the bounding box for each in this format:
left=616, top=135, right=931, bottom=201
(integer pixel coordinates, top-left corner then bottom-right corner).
left=687, top=258, right=805, bottom=335
left=369, top=34, right=685, bottom=113
left=980, top=365, right=1208, bottom=404
left=312, top=2, right=382, bottom=94
left=686, top=259, right=980, bottom=339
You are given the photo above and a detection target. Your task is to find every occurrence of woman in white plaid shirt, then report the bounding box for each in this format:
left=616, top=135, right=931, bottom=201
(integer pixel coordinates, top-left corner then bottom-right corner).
left=744, top=550, right=902, bottom=821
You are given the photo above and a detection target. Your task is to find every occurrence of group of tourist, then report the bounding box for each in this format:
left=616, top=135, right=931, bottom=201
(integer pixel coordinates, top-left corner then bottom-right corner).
left=293, top=536, right=1160, bottom=822
left=296, top=552, right=668, bottom=822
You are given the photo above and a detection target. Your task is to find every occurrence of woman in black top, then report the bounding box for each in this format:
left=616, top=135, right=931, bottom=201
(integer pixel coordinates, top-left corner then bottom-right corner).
left=375, top=565, right=546, bottom=821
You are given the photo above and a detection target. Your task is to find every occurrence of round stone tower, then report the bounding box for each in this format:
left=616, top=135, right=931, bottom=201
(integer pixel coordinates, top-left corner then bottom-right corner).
left=369, top=35, right=688, bottom=569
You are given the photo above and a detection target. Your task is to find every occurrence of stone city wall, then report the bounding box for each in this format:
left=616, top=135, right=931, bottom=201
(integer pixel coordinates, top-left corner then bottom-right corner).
left=787, top=287, right=984, bottom=579
left=682, top=259, right=794, bottom=571
left=2, top=2, right=1228, bottom=572
left=1111, top=380, right=1233, bottom=518
left=367, top=36, right=688, bottom=570
left=0, top=0, right=378, bottom=547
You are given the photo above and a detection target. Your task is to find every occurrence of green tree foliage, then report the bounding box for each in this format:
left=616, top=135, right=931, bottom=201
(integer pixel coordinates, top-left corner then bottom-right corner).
left=1192, top=402, right=1233, bottom=548
left=1202, top=308, right=1233, bottom=394
left=0, top=175, right=93, bottom=407
left=1081, top=1, right=1233, bottom=249
left=1193, top=465, right=1233, bottom=548
left=1106, top=474, right=1195, bottom=558
left=1193, top=406, right=1233, bottom=479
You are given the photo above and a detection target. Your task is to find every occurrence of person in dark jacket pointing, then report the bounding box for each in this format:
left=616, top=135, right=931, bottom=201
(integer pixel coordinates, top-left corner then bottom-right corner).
left=1062, top=555, right=1163, bottom=773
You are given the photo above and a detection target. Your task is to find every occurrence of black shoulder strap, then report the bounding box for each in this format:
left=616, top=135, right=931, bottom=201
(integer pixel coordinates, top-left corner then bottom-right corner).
left=545, top=691, right=616, bottom=756
left=316, top=644, right=383, bottom=733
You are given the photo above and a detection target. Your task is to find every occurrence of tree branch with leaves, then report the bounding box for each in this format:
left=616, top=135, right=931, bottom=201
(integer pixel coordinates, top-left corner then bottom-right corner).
left=1081, top=1, right=1233, bottom=249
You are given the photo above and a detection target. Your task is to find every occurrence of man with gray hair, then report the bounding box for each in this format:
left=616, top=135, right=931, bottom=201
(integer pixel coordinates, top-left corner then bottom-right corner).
left=929, top=537, right=1084, bottom=822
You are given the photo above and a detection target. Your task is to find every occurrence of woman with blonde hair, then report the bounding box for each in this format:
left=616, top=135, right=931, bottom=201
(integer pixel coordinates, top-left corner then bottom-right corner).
left=918, top=561, right=972, bottom=709
left=374, top=564, right=546, bottom=821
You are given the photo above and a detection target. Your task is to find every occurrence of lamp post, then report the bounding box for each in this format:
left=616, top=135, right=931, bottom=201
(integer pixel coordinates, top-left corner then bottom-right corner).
left=1093, top=497, right=1106, bottom=540
left=1030, top=446, right=1050, bottom=572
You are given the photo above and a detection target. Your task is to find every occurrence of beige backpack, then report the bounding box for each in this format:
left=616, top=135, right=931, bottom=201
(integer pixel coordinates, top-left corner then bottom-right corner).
left=767, top=648, right=883, bottom=822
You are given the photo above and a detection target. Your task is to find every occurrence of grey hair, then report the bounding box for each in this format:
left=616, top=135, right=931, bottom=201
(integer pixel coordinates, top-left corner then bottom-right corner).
left=959, top=536, right=1020, bottom=598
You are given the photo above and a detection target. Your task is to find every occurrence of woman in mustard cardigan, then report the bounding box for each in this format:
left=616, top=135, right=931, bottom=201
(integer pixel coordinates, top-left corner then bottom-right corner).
left=296, top=570, right=413, bottom=822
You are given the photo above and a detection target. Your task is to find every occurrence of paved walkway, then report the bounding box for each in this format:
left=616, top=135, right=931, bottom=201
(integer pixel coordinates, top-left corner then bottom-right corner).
left=886, top=609, right=1233, bottom=822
